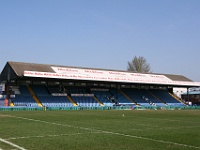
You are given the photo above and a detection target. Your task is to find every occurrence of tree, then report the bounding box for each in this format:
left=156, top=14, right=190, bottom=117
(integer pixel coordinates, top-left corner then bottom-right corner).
left=127, top=56, right=151, bottom=73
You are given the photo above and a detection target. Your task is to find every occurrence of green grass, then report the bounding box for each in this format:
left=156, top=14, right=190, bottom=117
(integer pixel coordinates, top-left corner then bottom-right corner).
left=0, top=110, right=200, bottom=150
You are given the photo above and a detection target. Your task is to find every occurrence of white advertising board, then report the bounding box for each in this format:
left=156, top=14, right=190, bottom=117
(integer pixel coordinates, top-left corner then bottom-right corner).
left=23, top=66, right=200, bottom=86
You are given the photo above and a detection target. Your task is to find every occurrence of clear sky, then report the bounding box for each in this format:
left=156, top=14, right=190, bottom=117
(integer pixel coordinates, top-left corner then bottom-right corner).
left=0, top=0, right=200, bottom=81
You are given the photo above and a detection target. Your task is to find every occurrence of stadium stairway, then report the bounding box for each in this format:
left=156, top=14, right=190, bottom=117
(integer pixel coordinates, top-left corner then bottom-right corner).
left=27, top=85, right=43, bottom=107
left=147, top=90, right=167, bottom=106
left=93, top=96, right=104, bottom=106
left=10, top=102, right=14, bottom=106
left=119, top=89, right=138, bottom=105
left=67, top=95, right=78, bottom=106
left=86, top=88, right=104, bottom=106
left=168, top=92, right=187, bottom=105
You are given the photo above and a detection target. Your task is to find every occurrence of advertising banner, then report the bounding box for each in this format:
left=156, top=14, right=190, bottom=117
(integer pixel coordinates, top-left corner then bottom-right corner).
left=23, top=66, right=200, bottom=86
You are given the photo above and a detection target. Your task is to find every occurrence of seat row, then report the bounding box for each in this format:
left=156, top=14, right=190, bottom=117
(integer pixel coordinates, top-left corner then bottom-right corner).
left=9, top=85, right=184, bottom=107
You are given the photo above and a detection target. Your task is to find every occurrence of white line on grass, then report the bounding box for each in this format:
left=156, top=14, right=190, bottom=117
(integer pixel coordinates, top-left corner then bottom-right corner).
left=0, top=138, right=26, bottom=150
left=6, top=132, right=101, bottom=140
left=1, top=114, right=200, bottom=149
left=139, top=116, right=200, bottom=125
left=101, top=131, right=200, bottom=149
left=135, top=123, right=199, bottom=131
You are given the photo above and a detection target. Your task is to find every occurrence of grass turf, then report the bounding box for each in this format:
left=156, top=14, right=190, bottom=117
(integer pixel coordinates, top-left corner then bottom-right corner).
left=0, top=110, right=200, bottom=150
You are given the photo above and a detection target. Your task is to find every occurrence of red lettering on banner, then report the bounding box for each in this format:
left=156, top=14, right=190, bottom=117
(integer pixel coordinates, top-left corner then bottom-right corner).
left=35, top=72, right=43, bottom=76
left=24, top=71, right=34, bottom=75
left=150, top=75, right=164, bottom=78
left=109, top=72, right=126, bottom=76
left=57, top=67, right=78, bottom=72
left=85, top=70, right=103, bottom=74
left=94, top=76, right=107, bottom=80
left=130, top=73, right=146, bottom=77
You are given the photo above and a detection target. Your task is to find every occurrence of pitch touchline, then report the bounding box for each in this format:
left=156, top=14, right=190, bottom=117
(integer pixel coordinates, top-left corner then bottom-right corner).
left=1, top=114, right=200, bottom=149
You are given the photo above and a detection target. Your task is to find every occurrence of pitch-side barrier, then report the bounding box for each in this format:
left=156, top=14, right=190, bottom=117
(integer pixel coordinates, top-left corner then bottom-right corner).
left=0, top=106, right=200, bottom=111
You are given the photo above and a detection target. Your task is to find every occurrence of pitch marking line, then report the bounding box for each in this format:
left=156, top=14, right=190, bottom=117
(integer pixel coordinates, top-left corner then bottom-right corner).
left=6, top=132, right=101, bottom=140
left=101, top=131, right=200, bottom=149
left=0, top=138, right=27, bottom=150
left=139, top=116, right=200, bottom=124
left=1, top=114, right=200, bottom=149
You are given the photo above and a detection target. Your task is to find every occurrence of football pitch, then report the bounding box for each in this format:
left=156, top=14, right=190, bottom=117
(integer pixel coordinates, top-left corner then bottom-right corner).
left=0, top=110, right=200, bottom=150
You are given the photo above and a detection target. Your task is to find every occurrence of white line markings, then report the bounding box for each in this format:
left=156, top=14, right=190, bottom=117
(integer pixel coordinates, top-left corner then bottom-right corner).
left=101, top=131, right=200, bottom=149
left=1, top=114, right=200, bottom=149
left=0, top=138, right=26, bottom=150
left=6, top=132, right=101, bottom=140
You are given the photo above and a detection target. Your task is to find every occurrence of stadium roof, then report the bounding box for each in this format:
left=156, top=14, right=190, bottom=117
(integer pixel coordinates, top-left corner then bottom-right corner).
left=1, top=61, right=200, bottom=87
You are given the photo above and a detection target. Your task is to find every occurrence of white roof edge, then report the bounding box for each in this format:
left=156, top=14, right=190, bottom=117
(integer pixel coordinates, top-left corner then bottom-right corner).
left=22, top=65, right=200, bottom=87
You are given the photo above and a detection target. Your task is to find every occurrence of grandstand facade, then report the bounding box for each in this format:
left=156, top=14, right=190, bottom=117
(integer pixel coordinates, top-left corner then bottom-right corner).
left=0, top=61, right=200, bottom=108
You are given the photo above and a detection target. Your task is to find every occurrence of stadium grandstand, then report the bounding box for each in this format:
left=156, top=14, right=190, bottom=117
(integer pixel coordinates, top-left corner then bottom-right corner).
left=0, top=61, right=200, bottom=110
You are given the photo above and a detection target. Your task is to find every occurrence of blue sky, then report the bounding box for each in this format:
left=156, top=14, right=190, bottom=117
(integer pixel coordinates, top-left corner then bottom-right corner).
left=0, top=0, right=200, bottom=81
